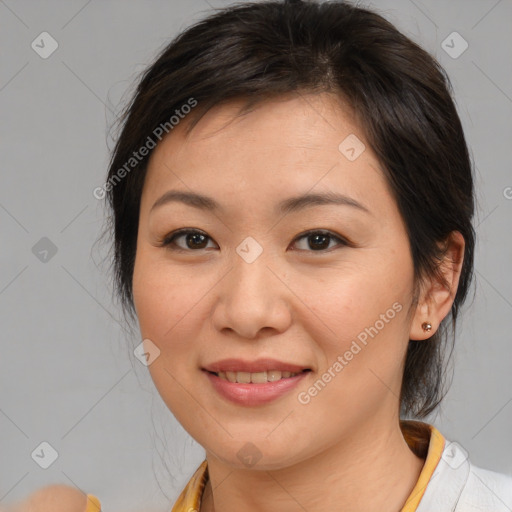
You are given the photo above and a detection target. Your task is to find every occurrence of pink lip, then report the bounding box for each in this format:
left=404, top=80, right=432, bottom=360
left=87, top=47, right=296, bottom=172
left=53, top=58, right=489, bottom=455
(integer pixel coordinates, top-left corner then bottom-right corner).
left=203, top=370, right=310, bottom=406
left=202, top=358, right=310, bottom=373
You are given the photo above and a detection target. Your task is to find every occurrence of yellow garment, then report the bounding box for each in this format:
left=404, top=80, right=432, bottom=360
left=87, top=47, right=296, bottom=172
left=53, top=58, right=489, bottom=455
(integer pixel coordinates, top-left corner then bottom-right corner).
left=400, top=421, right=445, bottom=511
left=85, top=493, right=101, bottom=512
left=170, top=420, right=445, bottom=512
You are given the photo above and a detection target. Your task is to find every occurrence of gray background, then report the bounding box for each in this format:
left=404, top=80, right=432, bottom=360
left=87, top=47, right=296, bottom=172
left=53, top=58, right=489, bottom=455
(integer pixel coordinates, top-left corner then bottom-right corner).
left=1, top=0, right=511, bottom=510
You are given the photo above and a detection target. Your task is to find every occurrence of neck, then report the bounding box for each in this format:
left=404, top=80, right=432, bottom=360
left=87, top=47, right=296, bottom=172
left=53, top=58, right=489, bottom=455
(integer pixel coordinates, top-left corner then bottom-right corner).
left=200, top=418, right=426, bottom=512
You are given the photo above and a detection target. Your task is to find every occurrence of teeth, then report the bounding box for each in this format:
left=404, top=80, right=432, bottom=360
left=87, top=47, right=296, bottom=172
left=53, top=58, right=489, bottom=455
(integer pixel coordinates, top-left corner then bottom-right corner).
left=267, top=370, right=282, bottom=382
left=250, top=371, right=268, bottom=383
left=225, top=371, right=237, bottom=383
left=216, top=370, right=300, bottom=383
left=237, top=371, right=251, bottom=383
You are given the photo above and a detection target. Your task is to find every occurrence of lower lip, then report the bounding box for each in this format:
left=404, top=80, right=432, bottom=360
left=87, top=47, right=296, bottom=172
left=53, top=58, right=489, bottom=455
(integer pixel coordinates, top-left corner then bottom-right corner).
left=203, top=370, right=309, bottom=406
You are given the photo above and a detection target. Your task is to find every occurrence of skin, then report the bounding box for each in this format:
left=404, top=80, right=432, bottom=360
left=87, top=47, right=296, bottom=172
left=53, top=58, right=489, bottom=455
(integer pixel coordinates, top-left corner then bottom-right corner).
left=132, top=92, right=465, bottom=512
left=5, top=485, right=90, bottom=512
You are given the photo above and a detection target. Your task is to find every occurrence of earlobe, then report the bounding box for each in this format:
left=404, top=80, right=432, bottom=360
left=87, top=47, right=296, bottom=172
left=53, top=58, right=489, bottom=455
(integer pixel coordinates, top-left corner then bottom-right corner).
left=410, top=300, right=434, bottom=340
left=409, top=231, right=465, bottom=341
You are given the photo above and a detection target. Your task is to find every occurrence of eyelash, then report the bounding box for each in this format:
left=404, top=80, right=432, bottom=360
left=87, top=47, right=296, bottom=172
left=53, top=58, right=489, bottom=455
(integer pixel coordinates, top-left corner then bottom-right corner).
left=160, top=228, right=350, bottom=254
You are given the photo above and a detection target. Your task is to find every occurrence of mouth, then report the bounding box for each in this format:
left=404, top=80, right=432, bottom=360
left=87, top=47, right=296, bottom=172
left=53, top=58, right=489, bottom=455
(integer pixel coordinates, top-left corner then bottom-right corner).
left=204, top=368, right=312, bottom=384
left=202, top=365, right=312, bottom=406
left=201, top=358, right=313, bottom=384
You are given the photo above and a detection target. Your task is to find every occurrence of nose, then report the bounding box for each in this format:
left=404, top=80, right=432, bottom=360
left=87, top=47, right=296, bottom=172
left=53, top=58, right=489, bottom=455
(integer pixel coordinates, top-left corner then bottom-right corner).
left=211, top=248, right=292, bottom=340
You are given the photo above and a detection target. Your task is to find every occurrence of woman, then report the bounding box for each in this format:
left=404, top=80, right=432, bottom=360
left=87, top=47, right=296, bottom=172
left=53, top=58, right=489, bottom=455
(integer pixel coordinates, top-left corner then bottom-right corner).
left=18, top=0, right=511, bottom=510
left=102, top=0, right=512, bottom=510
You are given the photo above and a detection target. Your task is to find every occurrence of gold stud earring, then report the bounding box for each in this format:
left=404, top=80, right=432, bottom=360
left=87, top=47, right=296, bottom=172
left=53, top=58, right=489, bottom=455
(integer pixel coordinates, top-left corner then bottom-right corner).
left=422, top=322, right=432, bottom=332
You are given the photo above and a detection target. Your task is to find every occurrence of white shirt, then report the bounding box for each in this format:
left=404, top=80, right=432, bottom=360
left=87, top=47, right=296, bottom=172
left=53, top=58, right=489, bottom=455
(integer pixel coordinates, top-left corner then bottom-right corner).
left=417, top=438, right=512, bottom=511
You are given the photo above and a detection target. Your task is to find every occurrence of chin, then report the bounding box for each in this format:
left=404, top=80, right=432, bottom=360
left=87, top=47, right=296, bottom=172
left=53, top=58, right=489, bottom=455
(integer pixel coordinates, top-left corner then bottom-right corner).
left=203, top=433, right=314, bottom=471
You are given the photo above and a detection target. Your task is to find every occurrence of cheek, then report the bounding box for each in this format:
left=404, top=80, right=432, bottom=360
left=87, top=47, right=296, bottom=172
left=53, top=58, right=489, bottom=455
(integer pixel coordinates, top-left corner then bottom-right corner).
left=290, top=262, right=399, bottom=344
left=132, top=252, right=206, bottom=428
left=132, top=250, right=194, bottom=342
left=289, top=257, right=410, bottom=391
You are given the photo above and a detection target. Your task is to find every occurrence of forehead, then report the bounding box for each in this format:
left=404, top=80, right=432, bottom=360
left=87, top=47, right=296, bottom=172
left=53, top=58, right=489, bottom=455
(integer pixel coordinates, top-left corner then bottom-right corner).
left=142, top=93, right=391, bottom=216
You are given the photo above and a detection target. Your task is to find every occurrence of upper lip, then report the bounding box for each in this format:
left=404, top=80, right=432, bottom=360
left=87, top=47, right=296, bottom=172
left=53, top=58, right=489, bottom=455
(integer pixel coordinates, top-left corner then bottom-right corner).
left=202, top=358, right=311, bottom=374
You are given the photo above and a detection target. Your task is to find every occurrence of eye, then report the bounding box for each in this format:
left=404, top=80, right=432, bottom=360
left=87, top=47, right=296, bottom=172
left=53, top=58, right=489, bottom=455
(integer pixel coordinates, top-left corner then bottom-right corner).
left=160, top=228, right=348, bottom=253
left=160, top=228, right=217, bottom=252
left=290, top=230, right=348, bottom=252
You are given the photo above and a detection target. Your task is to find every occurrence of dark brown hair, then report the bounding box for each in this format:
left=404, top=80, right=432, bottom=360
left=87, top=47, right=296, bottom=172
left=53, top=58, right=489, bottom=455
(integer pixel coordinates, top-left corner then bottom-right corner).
left=104, top=0, right=475, bottom=418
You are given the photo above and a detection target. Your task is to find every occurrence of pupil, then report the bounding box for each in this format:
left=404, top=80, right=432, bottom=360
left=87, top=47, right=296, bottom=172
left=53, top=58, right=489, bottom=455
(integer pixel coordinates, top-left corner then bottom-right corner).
left=188, top=233, right=207, bottom=249
left=310, top=233, right=329, bottom=250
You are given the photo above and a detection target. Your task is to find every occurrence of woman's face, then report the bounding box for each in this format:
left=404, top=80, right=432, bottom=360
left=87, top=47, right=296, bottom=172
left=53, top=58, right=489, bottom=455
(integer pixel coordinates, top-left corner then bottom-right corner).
left=133, top=93, right=418, bottom=469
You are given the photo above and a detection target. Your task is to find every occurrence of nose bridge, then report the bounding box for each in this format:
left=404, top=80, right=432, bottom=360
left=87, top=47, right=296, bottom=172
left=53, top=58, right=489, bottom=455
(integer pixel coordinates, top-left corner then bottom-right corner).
left=214, top=236, right=291, bottom=337
left=230, top=235, right=276, bottom=300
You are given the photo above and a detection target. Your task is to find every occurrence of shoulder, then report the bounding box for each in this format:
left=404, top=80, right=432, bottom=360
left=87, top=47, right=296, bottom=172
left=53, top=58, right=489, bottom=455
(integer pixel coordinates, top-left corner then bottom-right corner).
left=6, top=485, right=94, bottom=512
left=415, top=433, right=512, bottom=512
left=459, top=464, right=512, bottom=510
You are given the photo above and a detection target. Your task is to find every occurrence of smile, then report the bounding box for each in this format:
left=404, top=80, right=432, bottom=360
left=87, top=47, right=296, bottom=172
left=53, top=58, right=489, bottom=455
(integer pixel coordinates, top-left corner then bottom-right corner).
left=211, top=369, right=306, bottom=383
left=203, top=369, right=311, bottom=406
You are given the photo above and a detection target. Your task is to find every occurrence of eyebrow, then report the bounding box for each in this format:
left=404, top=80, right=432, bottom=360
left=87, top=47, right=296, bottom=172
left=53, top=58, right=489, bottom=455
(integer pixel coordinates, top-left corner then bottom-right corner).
left=150, top=190, right=371, bottom=215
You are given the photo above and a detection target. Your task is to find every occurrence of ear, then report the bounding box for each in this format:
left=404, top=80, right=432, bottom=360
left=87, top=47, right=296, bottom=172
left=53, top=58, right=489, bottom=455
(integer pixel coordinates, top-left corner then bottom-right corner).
left=409, top=231, right=465, bottom=341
